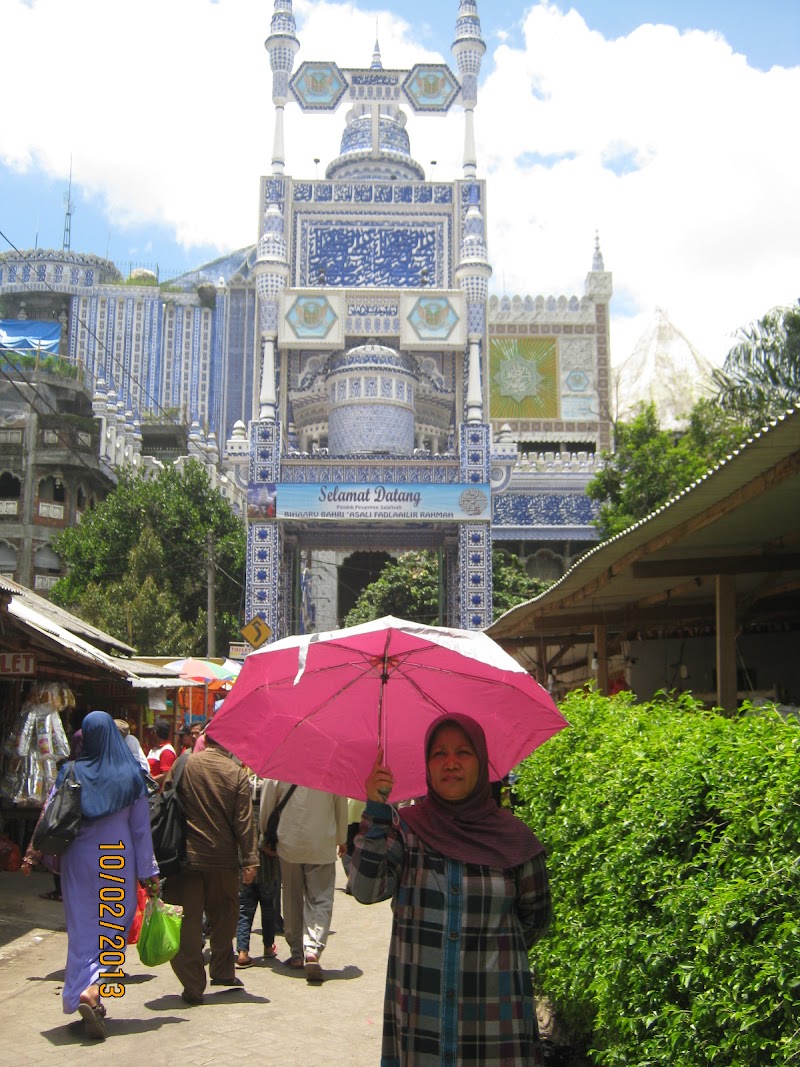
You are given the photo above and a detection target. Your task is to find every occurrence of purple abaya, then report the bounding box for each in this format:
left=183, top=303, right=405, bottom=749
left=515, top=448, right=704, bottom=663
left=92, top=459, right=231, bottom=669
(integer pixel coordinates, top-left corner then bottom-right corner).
left=60, top=794, right=158, bottom=1013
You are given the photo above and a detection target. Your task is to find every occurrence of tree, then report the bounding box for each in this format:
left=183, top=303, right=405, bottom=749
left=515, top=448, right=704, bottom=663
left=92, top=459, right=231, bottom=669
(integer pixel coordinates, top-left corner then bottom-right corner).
left=51, top=461, right=246, bottom=655
left=712, top=303, right=800, bottom=425
left=587, top=401, right=750, bottom=540
left=342, top=549, right=550, bottom=628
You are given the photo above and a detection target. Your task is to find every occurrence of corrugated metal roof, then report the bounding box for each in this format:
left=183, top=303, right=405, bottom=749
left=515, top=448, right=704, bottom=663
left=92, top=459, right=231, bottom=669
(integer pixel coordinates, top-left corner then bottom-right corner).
left=488, top=408, right=800, bottom=645
left=126, top=676, right=201, bottom=689
left=0, top=576, right=136, bottom=655
left=0, top=585, right=196, bottom=686
left=9, top=598, right=132, bottom=677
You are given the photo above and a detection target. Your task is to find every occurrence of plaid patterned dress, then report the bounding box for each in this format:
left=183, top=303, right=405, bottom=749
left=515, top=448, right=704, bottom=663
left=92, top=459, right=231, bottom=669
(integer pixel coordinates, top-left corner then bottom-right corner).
left=350, top=801, right=551, bottom=1066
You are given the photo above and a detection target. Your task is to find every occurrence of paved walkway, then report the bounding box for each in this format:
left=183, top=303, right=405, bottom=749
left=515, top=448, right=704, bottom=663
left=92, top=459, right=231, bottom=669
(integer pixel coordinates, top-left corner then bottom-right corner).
left=0, top=865, right=392, bottom=1067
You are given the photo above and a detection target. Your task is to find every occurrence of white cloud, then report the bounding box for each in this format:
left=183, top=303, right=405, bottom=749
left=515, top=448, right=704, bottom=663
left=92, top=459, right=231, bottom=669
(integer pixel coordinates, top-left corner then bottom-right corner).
left=477, top=3, right=800, bottom=362
left=2, top=0, right=798, bottom=365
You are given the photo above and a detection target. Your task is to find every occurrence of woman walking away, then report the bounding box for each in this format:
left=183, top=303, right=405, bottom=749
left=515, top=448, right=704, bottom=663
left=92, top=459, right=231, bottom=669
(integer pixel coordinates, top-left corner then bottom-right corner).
left=350, top=713, right=552, bottom=1066
left=22, top=711, right=159, bottom=1041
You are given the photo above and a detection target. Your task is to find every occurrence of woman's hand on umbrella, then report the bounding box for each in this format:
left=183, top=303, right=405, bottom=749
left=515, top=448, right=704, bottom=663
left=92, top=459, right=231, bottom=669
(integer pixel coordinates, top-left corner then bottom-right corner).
left=366, top=749, right=394, bottom=803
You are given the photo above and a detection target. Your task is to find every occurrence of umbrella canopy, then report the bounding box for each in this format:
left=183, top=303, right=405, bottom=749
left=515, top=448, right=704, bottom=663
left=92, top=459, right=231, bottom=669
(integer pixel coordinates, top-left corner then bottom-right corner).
left=207, top=616, right=568, bottom=801
left=164, top=657, right=240, bottom=688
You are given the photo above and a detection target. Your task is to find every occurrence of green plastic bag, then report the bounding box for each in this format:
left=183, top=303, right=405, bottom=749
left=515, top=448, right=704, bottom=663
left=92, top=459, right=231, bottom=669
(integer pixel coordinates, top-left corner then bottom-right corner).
left=137, top=896, right=183, bottom=967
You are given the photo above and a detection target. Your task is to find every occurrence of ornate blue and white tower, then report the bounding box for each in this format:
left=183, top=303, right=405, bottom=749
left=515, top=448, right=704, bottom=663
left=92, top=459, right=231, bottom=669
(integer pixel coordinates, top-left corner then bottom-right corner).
left=240, top=0, right=610, bottom=643
left=246, top=1, right=299, bottom=640
left=264, top=0, right=299, bottom=176
left=452, top=0, right=486, bottom=179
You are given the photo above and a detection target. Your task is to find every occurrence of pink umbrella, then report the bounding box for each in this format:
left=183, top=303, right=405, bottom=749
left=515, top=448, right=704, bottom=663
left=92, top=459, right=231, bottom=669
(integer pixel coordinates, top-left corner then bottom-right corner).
left=207, top=616, right=568, bottom=802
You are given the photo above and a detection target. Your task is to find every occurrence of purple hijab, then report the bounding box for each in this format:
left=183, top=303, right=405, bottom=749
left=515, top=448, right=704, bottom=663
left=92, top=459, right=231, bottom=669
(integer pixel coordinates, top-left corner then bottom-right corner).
left=400, top=713, right=544, bottom=870
left=56, top=710, right=147, bottom=820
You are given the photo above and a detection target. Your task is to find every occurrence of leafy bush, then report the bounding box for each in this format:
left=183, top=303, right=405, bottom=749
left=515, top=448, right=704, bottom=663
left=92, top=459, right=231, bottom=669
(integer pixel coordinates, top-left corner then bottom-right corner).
left=515, top=688, right=800, bottom=1065
left=0, top=351, right=79, bottom=379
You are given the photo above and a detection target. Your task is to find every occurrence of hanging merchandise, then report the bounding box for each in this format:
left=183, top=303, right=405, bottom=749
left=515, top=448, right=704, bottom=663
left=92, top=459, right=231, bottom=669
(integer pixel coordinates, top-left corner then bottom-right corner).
left=0, top=681, right=75, bottom=807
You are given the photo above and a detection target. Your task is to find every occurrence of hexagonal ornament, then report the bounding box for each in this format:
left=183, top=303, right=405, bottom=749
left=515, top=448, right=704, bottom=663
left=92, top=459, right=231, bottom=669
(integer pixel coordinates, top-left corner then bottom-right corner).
left=407, top=296, right=459, bottom=341
left=403, top=64, right=460, bottom=112
left=565, top=370, right=590, bottom=392
left=290, top=61, right=348, bottom=110
left=286, top=295, right=338, bottom=339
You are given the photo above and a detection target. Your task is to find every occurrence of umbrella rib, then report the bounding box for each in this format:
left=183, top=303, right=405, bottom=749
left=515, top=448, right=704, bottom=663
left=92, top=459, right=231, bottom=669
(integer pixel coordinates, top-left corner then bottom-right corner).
left=392, top=659, right=526, bottom=689
left=236, top=661, right=378, bottom=727
left=389, top=669, right=452, bottom=717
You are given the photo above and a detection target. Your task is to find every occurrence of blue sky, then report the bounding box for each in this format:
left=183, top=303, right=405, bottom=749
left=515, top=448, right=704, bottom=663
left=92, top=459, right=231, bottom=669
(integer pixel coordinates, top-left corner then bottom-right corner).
left=2, top=0, right=798, bottom=365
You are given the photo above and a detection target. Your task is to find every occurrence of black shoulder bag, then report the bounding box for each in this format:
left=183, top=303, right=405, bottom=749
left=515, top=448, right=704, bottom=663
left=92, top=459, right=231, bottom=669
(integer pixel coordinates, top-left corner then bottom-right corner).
left=262, top=784, right=297, bottom=851
left=149, top=752, right=189, bottom=877
left=32, top=763, right=83, bottom=855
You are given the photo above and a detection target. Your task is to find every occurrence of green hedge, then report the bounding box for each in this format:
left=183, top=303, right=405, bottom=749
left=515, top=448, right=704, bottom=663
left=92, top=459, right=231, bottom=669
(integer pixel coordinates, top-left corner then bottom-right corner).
left=515, top=688, right=800, bottom=1066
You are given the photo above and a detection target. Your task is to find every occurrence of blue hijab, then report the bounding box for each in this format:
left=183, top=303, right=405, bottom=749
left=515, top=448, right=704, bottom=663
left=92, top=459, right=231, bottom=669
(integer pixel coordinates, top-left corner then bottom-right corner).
left=56, top=710, right=147, bottom=820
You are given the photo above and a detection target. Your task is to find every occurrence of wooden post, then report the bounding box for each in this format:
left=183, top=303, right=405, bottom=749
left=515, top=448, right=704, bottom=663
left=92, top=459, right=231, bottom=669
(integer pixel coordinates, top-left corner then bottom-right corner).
left=594, top=624, right=608, bottom=696
left=716, top=574, right=737, bottom=712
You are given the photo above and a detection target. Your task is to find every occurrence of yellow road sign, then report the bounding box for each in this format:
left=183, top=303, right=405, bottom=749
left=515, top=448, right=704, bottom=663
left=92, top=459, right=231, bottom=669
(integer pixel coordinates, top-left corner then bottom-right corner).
left=241, top=616, right=272, bottom=649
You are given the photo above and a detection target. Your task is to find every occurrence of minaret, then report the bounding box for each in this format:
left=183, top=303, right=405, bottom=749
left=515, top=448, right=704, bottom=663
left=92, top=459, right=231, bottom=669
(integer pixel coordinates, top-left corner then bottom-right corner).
left=452, top=0, right=486, bottom=179
left=253, top=200, right=290, bottom=420
left=456, top=184, right=492, bottom=422
left=592, top=231, right=605, bottom=271
left=585, top=232, right=613, bottom=452
left=264, top=0, right=300, bottom=175
left=585, top=231, right=612, bottom=303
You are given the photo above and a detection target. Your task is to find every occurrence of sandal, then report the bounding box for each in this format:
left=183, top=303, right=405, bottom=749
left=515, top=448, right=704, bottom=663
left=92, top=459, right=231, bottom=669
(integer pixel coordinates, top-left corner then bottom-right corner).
left=286, top=956, right=305, bottom=969
left=263, top=944, right=278, bottom=959
left=304, top=953, right=323, bottom=983
left=236, top=952, right=254, bottom=968
left=40, top=890, right=63, bottom=902
left=77, top=1003, right=106, bottom=1041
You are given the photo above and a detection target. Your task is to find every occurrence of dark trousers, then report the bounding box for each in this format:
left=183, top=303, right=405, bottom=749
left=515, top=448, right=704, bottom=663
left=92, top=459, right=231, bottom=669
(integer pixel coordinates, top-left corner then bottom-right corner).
left=162, top=868, right=238, bottom=999
left=236, top=877, right=278, bottom=953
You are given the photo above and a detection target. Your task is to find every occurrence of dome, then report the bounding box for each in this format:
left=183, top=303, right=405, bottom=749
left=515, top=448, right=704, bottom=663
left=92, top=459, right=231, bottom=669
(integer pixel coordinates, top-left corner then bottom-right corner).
left=325, top=43, right=424, bottom=182
left=326, top=343, right=418, bottom=456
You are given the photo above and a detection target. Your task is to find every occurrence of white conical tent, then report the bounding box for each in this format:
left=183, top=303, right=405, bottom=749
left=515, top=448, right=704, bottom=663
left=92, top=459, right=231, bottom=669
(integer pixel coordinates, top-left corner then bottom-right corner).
left=613, top=308, right=716, bottom=430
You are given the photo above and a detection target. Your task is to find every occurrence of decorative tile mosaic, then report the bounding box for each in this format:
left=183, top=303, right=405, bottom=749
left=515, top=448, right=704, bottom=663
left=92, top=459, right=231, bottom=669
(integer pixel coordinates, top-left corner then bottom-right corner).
left=460, top=424, right=490, bottom=485
left=459, top=523, right=492, bottom=629
left=280, top=459, right=461, bottom=484
left=245, top=521, right=281, bottom=640
left=492, top=492, right=598, bottom=527
left=249, top=420, right=281, bottom=484
left=297, top=218, right=447, bottom=289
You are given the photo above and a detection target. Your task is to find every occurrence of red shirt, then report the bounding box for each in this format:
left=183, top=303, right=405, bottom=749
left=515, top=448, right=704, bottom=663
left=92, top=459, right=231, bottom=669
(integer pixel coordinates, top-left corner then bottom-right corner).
left=147, top=742, right=177, bottom=777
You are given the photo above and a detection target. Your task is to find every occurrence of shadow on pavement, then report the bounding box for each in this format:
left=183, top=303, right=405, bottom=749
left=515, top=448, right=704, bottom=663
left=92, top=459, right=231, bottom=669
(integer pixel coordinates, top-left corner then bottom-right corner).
left=269, top=963, right=363, bottom=982
left=26, top=968, right=66, bottom=983
left=0, top=870, right=67, bottom=946
left=145, top=991, right=270, bottom=1011
left=42, top=1015, right=186, bottom=1045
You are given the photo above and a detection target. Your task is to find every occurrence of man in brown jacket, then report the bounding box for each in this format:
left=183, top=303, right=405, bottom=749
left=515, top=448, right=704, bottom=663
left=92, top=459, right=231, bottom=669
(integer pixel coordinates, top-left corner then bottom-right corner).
left=161, top=739, right=258, bottom=1004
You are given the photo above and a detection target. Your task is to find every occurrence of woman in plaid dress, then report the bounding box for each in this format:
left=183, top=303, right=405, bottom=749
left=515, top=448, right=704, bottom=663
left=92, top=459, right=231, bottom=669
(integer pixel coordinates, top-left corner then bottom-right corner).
left=350, top=713, right=551, bottom=1066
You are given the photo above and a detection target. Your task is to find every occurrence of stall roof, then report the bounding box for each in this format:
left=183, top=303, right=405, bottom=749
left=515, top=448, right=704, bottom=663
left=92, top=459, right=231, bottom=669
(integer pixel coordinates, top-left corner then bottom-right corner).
left=5, top=596, right=133, bottom=678
left=0, top=579, right=197, bottom=687
left=488, top=408, right=800, bottom=650
left=0, top=577, right=136, bottom=655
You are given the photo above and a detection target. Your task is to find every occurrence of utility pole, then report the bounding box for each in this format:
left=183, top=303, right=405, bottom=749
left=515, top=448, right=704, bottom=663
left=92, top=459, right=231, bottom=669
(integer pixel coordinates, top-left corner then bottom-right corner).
left=206, top=531, right=216, bottom=657
left=20, top=398, right=38, bottom=588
